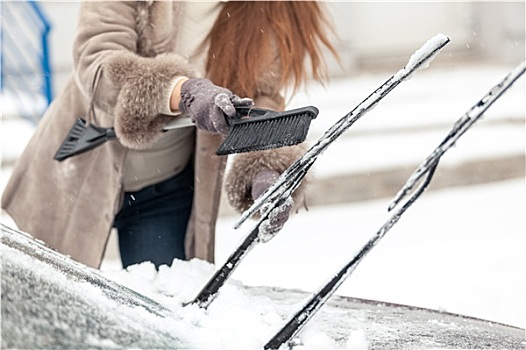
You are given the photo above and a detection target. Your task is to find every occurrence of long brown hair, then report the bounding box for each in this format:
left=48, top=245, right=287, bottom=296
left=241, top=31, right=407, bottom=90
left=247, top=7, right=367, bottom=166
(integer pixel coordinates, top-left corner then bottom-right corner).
left=205, top=1, right=338, bottom=98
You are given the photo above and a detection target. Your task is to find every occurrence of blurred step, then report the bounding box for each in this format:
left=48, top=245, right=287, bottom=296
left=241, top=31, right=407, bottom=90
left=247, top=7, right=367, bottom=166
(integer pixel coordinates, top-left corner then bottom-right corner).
left=219, top=152, right=524, bottom=217
left=305, top=154, right=524, bottom=208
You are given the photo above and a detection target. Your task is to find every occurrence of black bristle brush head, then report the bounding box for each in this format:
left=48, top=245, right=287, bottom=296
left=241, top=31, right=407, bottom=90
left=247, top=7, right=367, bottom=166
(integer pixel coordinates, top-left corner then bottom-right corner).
left=215, top=106, right=319, bottom=155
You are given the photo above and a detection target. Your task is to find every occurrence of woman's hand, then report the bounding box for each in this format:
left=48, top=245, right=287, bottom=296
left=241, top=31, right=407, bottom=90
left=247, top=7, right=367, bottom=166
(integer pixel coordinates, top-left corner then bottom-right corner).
left=174, top=78, right=253, bottom=135
left=251, top=168, right=293, bottom=242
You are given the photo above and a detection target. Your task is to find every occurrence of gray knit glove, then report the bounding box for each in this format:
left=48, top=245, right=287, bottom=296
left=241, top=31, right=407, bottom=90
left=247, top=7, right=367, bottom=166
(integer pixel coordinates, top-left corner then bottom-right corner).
left=251, top=168, right=293, bottom=242
left=179, top=78, right=253, bottom=135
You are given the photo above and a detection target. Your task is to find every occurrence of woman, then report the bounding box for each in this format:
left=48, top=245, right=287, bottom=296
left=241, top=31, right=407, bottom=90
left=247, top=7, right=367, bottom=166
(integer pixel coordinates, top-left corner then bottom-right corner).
left=2, top=1, right=337, bottom=269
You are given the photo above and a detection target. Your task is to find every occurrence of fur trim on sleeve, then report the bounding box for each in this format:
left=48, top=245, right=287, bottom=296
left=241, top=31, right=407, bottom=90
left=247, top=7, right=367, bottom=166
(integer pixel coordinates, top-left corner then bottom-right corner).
left=225, top=144, right=310, bottom=215
left=106, top=51, right=199, bottom=149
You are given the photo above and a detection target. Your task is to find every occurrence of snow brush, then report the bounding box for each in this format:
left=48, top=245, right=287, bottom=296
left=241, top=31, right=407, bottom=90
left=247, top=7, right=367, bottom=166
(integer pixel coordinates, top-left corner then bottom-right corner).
left=265, top=61, right=526, bottom=350
left=188, top=34, right=451, bottom=310
left=53, top=106, right=318, bottom=161
left=215, top=106, right=319, bottom=155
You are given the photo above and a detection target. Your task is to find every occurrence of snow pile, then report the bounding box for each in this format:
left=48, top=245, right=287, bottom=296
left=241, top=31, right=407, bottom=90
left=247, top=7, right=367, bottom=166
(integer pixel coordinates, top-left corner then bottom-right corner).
left=346, top=329, right=369, bottom=349
left=102, top=259, right=368, bottom=349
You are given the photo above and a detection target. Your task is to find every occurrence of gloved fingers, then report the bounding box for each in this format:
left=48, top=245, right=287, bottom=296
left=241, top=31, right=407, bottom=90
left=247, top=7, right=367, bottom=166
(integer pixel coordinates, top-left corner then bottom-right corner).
left=210, top=108, right=231, bottom=136
left=190, top=109, right=215, bottom=133
left=269, top=197, right=293, bottom=226
left=230, top=95, right=254, bottom=107
left=179, top=78, right=250, bottom=135
left=214, top=93, right=237, bottom=117
left=257, top=197, right=294, bottom=242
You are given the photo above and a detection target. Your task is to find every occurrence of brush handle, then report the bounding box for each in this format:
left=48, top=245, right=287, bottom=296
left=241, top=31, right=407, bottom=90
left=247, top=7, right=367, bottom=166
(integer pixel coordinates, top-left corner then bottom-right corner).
left=230, top=106, right=318, bottom=124
left=162, top=113, right=195, bottom=130
left=162, top=106, right=268, bottom=130
left=222, top=106, right=272, bottom=125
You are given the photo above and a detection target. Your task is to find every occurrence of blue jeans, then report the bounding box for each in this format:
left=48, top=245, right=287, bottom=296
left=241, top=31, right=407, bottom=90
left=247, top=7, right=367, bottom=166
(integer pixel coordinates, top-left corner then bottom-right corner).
left=113, top=164, right=194, bottom=269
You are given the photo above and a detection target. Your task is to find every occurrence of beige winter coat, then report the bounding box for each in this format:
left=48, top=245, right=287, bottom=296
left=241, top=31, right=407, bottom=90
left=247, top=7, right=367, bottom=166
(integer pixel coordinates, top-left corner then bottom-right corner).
left=2, top=1, right=306, bottom=268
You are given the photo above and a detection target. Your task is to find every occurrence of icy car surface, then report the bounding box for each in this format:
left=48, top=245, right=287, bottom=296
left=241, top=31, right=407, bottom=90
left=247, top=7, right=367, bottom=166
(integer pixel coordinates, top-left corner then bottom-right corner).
left=1, top=223, right=524, bottom=349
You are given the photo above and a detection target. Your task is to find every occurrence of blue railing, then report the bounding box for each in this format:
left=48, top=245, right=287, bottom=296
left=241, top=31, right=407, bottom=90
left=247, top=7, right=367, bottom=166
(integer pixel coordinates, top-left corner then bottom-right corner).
left=1, top=1, right=52, bottom=123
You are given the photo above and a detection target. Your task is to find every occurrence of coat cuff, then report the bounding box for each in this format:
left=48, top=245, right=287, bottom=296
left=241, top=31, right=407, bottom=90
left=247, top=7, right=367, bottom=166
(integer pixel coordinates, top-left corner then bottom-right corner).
left=224, top=144, right=310, bottom=216
left=106, top=52, right=199, bottom=149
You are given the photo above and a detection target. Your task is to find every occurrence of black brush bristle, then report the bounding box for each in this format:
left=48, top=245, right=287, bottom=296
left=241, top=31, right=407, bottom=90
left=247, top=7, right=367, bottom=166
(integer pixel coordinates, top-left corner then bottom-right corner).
left=216, top=106, right=318, bottom=155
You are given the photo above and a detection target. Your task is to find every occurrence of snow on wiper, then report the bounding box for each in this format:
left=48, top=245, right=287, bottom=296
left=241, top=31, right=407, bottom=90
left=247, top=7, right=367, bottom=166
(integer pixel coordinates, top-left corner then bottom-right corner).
left=264, top=60, right=526, bottom=350
left=389, top=60, right=526, bottom=212
left=188, top=34, right=451, bottom=311
left=234, top=34, right=451, bottom=230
